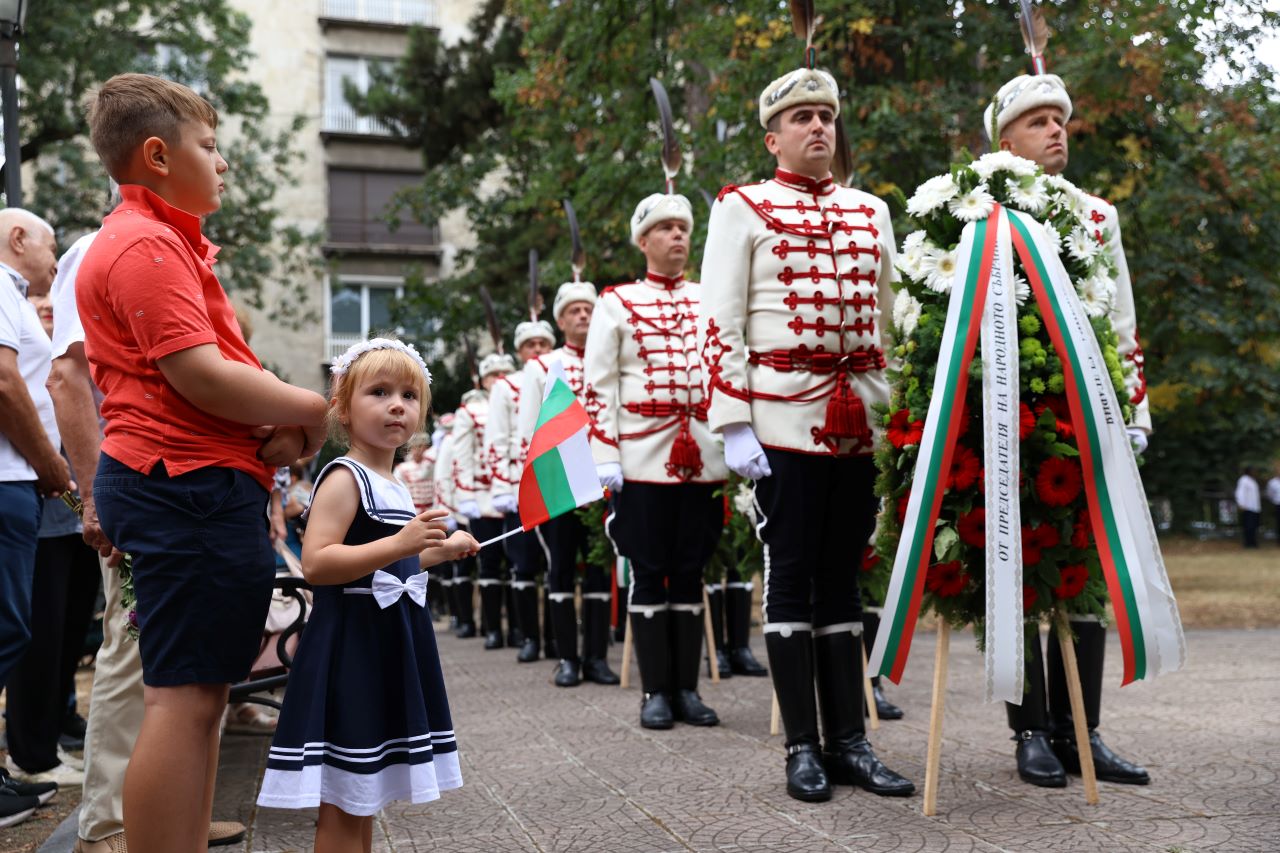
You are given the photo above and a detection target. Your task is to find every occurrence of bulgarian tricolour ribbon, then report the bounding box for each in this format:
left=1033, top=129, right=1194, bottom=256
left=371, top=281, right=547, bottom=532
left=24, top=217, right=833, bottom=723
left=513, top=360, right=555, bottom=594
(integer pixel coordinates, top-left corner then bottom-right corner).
left=868, top=203, right=1185, bottom=700
left=1007, top=209, right=1185, bottom=685
left=867, top=205, right=1027, bottom=703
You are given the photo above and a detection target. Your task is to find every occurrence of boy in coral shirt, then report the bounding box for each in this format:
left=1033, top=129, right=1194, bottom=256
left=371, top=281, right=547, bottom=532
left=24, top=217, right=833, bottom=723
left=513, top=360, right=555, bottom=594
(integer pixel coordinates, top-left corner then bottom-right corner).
left=77, top=73, right=328, bottom=853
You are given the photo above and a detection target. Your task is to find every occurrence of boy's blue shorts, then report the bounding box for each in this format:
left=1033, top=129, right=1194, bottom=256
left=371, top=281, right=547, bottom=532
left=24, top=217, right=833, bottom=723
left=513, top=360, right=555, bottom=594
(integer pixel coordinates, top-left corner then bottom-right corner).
left=95, top=452, right=275, bottom=687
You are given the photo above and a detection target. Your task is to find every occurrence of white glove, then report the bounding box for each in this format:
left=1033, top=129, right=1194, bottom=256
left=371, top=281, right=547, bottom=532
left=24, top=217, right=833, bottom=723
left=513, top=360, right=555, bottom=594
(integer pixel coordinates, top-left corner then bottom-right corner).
left=723, top=422, right=772, bottom=480
left=458, top=500, right=482, bottom=520
left=444, top=516, right=458, bottom=533
left=1127, top=428, right=1149, bottom=455
left=597, top=462, right=623, bottom=493
left=491, top=493, right=518, bottom=515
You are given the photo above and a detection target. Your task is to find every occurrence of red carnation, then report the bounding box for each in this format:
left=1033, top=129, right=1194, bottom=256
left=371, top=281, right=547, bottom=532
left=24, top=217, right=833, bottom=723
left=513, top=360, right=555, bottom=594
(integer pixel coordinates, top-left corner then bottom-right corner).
left=723, top=493, right=732, bottom=525
left=958, top=507, right=986, bottom=548
left=1021, top=523, right=1060, bottom=568
left=926, top=560, right=970, bottom=597
left=1019, top=402, right=1036, bottom=440
left=887, top=409, right=924, bottom=449
left=1071, top=509, right=1093, bottom=549
left=1037, top=457, right=1083, bottom=507
left=1023, top=584, right=1039, bottom=611
left=1032, top=524, right=1061, bottom=549
left=958, top=401, right=973, bottom=436
left=1053, top=564, right=1089, bottom=600
left=948, top=444, right=981, bottom=491
left=862, top=545, right=878, bottom=574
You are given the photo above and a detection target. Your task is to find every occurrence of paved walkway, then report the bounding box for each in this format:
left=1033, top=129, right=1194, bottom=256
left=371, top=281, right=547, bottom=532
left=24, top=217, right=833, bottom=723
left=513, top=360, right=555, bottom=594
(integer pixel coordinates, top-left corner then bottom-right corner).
left=45, top=626, right=1280, bottom=852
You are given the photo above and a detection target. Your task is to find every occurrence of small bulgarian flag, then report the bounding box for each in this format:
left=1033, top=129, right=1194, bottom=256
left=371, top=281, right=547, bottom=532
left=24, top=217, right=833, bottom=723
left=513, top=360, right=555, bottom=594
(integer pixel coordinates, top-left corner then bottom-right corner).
left=517, top=361, right=603, bottom=530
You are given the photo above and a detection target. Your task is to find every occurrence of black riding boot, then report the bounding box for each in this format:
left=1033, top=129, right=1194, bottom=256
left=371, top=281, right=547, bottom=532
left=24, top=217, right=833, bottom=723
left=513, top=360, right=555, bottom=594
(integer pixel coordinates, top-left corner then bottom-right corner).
left=670, top=607, right=718, bottom=726
left=550, top=597, right=580, bottom=687
left=630, top=608, right=673, bottom=729
left=514, top=584, right=541, bottom=663
left=726, top=584, right=767, bottom=676
left=815, top=629, right=914, bottom=796
left=763, top=628, right=830, bottom=802
left=1006, top=630, right=1066, bottom=787
left=453, top=578, right=476, bottom=638
left=480, top=583, right=504, bottom=649
left=706, top=586, right=732, bottom=679
left=505, top=585, right=523, bottom=647
left=542, top=587, right=557, bottom=659
left=581, top=597, right=620, bottom=685
left=1048, top=620, right=1149, bottom=784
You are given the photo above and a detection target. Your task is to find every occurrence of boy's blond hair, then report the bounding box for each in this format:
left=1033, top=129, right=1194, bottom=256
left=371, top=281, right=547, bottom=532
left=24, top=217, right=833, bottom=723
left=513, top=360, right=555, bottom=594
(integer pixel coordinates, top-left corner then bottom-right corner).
left=87, top=73, right=219, bottom=181
left=327, top=347, right=432, bottom=445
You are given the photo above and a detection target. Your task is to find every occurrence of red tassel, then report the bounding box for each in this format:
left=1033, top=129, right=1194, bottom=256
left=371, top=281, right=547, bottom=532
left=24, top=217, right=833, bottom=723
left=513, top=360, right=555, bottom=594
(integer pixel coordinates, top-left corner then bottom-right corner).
left=815, top=376, right=872, bottom=451
left=666, top=423, right=704, bottom=482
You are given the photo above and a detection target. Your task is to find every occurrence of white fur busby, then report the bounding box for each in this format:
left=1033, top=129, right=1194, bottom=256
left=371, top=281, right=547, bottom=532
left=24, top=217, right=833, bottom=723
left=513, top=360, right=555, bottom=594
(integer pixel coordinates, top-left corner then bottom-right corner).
left=478, top=352, right=515, bottom=379
left=630, top=193, right=694, bottom=247
left=758, top=67, right=840, bottom=128
left=983, top=74, right=1072, bottom=142
left=513, top=320, right=556, bottom=349
left=552, top=282, right=597, bottom=320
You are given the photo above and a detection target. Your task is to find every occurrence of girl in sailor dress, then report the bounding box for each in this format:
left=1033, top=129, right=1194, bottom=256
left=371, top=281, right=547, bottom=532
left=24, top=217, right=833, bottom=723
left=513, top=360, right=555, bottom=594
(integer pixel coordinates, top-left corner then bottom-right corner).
left=257, top=339, right=478, bottom=851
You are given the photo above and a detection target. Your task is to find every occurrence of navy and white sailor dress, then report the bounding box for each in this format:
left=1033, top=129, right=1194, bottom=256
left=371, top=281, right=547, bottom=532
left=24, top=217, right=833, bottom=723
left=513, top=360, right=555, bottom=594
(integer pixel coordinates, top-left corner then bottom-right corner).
left=257, top=457, right=461, bottom=815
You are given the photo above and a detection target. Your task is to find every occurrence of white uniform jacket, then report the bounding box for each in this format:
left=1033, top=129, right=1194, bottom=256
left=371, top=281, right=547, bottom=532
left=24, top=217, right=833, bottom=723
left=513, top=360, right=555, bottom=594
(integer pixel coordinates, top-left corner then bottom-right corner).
left=452, top=393, right=501, bottom=518
left=584, top=272, right=728, bottom=484
left=516, top=343, right=589, bottom=450
left=432, top=433, right=461, bottom=522
left=697, top=168, right=899, bottom=456
left=1080, top=193, right=1151, bottom=432
left=485, top=371, right=526, bottom=498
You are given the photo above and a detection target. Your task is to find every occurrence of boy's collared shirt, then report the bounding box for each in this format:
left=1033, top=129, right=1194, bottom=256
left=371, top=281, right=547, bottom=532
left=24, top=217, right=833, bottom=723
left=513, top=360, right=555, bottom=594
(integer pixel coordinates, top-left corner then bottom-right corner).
left=77, top=184, right=273, bottom=490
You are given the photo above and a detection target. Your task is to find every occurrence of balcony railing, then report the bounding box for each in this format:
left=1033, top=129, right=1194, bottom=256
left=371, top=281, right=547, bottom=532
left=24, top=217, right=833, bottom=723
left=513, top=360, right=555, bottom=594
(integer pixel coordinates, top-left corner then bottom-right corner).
left=326, top=332, right=365, bottom=362
left=321, top=0, right=436, bottom=27
left=322, top=105, right=394, bottom=136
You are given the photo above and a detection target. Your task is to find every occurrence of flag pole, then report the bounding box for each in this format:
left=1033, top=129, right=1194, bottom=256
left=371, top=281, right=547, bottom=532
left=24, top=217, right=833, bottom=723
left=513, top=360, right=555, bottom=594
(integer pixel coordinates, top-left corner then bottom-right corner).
left=477, top=526, right=524, bottom=549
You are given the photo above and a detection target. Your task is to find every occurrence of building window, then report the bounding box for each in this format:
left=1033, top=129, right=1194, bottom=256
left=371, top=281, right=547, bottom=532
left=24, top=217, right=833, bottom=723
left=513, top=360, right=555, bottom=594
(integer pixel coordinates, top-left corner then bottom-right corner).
left=326, top=277, right=404, bottom=361
left=327, top=168, right=438, bottom=247
left=323, top=55, right=394, bottom=136
left=321, top=0, right=436, bottom=27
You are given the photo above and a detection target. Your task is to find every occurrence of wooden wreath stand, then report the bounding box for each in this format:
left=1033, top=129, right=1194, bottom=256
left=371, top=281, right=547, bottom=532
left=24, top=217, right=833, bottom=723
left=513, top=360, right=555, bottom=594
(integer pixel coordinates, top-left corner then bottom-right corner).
left=919, top=612, right=1098, bottom=816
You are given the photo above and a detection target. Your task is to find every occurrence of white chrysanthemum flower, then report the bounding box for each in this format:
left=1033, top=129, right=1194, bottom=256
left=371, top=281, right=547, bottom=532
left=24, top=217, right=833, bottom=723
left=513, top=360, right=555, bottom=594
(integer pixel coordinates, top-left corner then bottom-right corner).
left=1006, top=178, right=1050, bottom=214
left=1077, top=273, right=1111, bottom=318
left=892, top=289, right=923, bottom=337
left=906, top=174, right=960, bottom=216
left=949, top=184, right=996, bottom=222
left=732, top=482, right=756, bottom=523
left=1013, top=272, right=1030, bottom=306
left=1040, top=224, right=1064, bottom=255
left=1067, top=227, right=1100, bottom=262
left=902, top=230, right=928, bottom=254
left=971, top=150, right=1038, bottom=180
left=896, top=230, right=930, bottom=278
left=925, top=248, right=958, bottom=293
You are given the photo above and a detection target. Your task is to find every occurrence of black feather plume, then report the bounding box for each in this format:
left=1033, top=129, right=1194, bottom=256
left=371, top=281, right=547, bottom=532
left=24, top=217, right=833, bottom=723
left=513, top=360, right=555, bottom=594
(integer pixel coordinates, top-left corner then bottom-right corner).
left=479, top=286, right=504, bottom=354
left=562, top=199, right=586, bottom=282
left=649, top=77, right=682, bottom=185
left=528, top=249, right=543, bottom=321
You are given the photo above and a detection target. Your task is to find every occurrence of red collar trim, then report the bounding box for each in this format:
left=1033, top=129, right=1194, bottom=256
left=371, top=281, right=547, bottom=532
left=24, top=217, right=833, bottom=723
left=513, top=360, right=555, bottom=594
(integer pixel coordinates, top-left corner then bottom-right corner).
left=773, top=168, right=835, bottom=195
left=644, top=271, right=685, bottom=289
left=116, top=185, right=219, bottom=260
left=562, top=342, right=585, bottom=357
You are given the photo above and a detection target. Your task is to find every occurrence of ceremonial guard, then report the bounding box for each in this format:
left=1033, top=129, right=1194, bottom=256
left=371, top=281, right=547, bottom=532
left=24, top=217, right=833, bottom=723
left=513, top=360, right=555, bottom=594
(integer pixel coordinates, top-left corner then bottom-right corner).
left=696, top=6, right=914, bottom=801
left=433, top=413, right=475, bottom=636
left=454, top=351, right=517, bottom=648
left=487, top=275, right=557, bottom=662
left=984, top=56, right=1151, bottom=788
left=518, top=225, right=620, bottom=688
left=584, top=80, right=725, bottom=729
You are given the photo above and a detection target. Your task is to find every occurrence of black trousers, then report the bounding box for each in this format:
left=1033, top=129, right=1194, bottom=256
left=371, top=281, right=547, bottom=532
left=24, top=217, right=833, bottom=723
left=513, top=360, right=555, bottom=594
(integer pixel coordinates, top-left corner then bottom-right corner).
left=503, top=512, right=545, bottom=582
left=471, top=516, right=508, bottom=581
left=1241, top=510, right=1260, bottom=548
left=6, top=534, right=101, bottom=772
left=609, top=482, right=723, bottom=606
left=537, top=512, right=608, bottom=595
left=753, top=450, right=878, bottom=627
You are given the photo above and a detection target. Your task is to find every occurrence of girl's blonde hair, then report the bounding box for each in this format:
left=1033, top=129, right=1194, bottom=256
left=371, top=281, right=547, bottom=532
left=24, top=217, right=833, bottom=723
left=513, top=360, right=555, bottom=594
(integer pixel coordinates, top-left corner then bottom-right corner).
left=327, top=346, right=432, bottom=444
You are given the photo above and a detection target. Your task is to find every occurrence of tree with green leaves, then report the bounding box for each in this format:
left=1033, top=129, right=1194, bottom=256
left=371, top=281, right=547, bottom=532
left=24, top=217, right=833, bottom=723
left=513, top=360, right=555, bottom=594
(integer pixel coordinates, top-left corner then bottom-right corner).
left=13, top=0, right=320, bottom=327
left=361, top=0, right=1280, bottom=529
